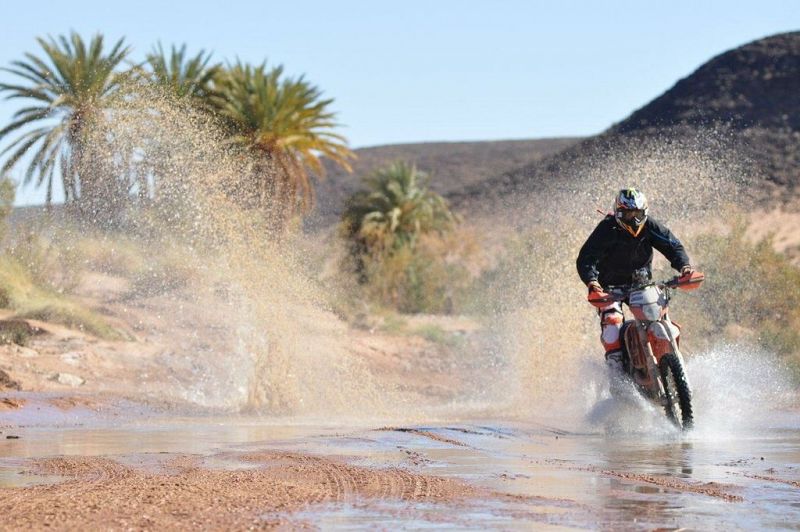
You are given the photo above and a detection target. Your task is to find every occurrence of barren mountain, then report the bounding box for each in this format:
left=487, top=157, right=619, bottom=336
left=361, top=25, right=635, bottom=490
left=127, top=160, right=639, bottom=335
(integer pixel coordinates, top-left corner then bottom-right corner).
left=455, top=31, right=800, bottom=210
left=616, top=32, right=800, bottom=133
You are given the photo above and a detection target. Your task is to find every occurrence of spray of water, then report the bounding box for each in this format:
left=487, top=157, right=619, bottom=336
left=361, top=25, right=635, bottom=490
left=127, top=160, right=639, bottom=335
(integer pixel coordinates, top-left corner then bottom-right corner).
left=58, top=85, right=417, bottom=419
left=687, top=343, right=798, bottom=434
left=574, top=341, right=799, bottom=437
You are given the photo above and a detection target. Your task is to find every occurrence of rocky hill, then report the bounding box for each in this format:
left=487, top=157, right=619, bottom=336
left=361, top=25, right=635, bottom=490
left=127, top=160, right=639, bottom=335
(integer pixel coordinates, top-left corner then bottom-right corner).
left=614, top=32, right=800, bottom=133
left=454, top=31, right=800, bottom=211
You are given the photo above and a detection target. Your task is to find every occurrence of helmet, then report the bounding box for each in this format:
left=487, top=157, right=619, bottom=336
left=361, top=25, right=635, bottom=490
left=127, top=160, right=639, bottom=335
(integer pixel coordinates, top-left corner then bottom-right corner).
left=614, top=188, right=648, bottom=237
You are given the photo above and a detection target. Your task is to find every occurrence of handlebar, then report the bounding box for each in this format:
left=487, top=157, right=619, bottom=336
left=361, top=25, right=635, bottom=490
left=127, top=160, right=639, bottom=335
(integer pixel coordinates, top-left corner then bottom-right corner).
left=589, top=271, right=704, bottom=306
left=608, top=271, right=705, bottom=293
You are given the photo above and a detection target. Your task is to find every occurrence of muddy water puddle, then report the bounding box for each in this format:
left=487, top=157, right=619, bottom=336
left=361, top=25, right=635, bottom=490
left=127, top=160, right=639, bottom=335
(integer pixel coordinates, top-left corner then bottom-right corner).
left=1, top=396, right=799, bottom=529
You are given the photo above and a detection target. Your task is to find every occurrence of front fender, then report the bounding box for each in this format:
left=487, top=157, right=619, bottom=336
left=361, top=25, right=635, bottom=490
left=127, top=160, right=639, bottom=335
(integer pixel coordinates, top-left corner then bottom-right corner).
left=647, top=321, right=680, bottom=359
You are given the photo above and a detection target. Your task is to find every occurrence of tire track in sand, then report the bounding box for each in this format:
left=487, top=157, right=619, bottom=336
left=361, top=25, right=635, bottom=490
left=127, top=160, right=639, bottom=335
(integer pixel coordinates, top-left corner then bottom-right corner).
left=1, top=452, right=483, bottom=530
left=379, top=426, right=470, bottom=447
left=240, top=451, right=450, bottom=503
left=741, top=472, right=800, bottom=489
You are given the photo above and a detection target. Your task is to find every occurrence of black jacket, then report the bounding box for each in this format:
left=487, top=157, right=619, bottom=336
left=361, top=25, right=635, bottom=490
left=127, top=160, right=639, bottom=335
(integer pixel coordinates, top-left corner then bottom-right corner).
left=576, top=216, right=690, bottom=287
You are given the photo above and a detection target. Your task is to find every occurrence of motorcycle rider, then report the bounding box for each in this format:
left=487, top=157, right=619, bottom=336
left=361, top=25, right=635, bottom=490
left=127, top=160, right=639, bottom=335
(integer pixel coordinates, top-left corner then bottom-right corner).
left=576, top=188, right=694, bottom=373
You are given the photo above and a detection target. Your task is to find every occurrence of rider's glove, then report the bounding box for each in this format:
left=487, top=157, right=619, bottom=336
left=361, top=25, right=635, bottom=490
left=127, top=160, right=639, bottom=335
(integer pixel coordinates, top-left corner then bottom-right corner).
left=676, top=265, right=704, bottom=290
left=587, top=281, right=611, bottom=308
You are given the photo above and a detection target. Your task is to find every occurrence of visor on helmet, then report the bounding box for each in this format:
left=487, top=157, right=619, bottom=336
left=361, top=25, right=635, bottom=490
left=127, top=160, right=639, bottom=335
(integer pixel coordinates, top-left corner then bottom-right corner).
left=619, top=209, right=646, bottom=223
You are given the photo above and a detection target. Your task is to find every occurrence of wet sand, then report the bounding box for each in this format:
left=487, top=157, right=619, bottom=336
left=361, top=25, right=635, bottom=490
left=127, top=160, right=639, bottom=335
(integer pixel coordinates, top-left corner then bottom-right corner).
left=1, top=453, right=484, bottom=529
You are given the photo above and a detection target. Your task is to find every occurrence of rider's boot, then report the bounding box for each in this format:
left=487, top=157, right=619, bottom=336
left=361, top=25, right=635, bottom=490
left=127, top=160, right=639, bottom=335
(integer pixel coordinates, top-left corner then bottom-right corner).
left=605, top=349, right=628, bottom=398
left=605, top=349, right=624, bottom=372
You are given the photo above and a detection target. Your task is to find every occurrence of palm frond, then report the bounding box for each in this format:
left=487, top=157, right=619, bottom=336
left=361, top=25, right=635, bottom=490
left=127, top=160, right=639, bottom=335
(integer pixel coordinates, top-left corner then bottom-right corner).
left=1, top=131, right=45, bottom=174
left=342, top=161, right=456, bottom=255
left=0, top=31, right=131, bottom=205
left=210, top=60, right=354, bottom=223
left=145, top=43, right=219, bottom=102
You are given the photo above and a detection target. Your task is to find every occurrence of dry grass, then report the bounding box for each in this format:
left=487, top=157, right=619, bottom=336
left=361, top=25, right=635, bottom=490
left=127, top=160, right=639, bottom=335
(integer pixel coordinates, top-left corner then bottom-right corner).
left=0, top=256, right=126, bottom=340
left=359, top=227, right=484, bottom=314
left=684, top=223, right=800, bottom=373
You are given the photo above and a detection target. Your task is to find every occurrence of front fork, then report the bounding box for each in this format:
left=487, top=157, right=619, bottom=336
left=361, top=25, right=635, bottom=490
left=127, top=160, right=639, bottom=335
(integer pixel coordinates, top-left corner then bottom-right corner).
left=661, top=315, right=691, bottom=391
left=635, top=317, right=686, bottom=403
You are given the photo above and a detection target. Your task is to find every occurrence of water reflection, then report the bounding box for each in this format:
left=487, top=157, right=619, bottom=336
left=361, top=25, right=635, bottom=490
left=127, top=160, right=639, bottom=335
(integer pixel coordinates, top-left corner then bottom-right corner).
left=593, top=439, right=695, bottom=526
left=602, top=439, right=694, bottom=477
left=0, top=420, right=345, bottom=460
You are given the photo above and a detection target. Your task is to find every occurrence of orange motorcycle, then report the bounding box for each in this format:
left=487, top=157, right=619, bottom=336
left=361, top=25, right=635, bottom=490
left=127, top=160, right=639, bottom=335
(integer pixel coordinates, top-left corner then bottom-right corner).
left=600, top=269, right=705, bottom=431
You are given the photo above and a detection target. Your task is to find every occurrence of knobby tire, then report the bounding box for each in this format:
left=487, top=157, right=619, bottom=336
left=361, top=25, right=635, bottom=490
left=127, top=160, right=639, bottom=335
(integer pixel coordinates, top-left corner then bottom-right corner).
left=659, top=353, right=694, bottom=431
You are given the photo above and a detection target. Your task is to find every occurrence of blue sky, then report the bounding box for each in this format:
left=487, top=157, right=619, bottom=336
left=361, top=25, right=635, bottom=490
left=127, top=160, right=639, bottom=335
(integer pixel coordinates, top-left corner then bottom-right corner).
left=2, top=0, right=799, bottom=204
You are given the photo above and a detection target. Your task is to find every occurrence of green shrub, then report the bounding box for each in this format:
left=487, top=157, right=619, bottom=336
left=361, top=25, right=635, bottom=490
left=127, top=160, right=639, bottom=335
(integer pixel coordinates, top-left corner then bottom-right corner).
left=340, top=162, right=475, bottom=314
left=412, top=323, right=464, bottom=347
left=341, top=162, right=456, bottom=259
left=379, top=313, right=408, bottom=334
left=0, top=319, right=35, bottom=345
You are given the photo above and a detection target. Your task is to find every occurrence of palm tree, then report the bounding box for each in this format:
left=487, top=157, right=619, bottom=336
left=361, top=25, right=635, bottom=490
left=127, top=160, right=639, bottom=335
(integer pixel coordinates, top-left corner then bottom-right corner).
left=0, top=32, right=132, bottom=209
left=211, top=61, right=354, bottom=228
left=144, top=43, right=219, bottom=104
left=0, top=175, right=14, bottom=239
left=341, top=161, right=456, bottom=260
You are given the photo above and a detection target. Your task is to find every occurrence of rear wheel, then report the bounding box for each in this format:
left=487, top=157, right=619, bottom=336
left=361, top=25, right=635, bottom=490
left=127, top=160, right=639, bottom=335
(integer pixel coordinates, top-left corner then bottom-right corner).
left=659, top=353, right=693, bottom=430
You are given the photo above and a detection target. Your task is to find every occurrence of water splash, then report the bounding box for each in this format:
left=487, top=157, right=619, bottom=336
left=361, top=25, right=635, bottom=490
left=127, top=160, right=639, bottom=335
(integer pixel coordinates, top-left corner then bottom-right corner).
left=479, top=129, right=795, bottom=430
left=53, top=85, right=407, bottom=417
left=19, top=82, right=795, bottom=427
left=574, top=342, right=799, bottom=437
left=687, top=343, right=798, bottom=434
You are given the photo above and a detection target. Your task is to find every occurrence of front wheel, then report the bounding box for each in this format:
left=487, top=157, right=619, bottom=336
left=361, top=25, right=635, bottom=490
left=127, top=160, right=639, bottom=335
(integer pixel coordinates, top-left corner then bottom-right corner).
left=659, top=353, right=694, bottom=431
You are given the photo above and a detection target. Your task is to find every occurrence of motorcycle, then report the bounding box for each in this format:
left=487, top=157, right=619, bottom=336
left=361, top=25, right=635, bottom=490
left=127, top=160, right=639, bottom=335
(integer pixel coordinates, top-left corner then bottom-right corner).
left=596, top=268, right=705, bottom=431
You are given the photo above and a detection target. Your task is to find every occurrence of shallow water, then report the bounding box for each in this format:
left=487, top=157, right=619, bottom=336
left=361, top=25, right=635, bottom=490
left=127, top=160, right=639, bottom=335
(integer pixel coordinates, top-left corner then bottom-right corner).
left=1, top=405, right=798, bottom=529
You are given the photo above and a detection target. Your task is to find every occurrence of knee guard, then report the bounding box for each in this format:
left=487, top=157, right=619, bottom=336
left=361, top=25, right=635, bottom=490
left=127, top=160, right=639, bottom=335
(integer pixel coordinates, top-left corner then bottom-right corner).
left=600, top=307, right=623, bottom=351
